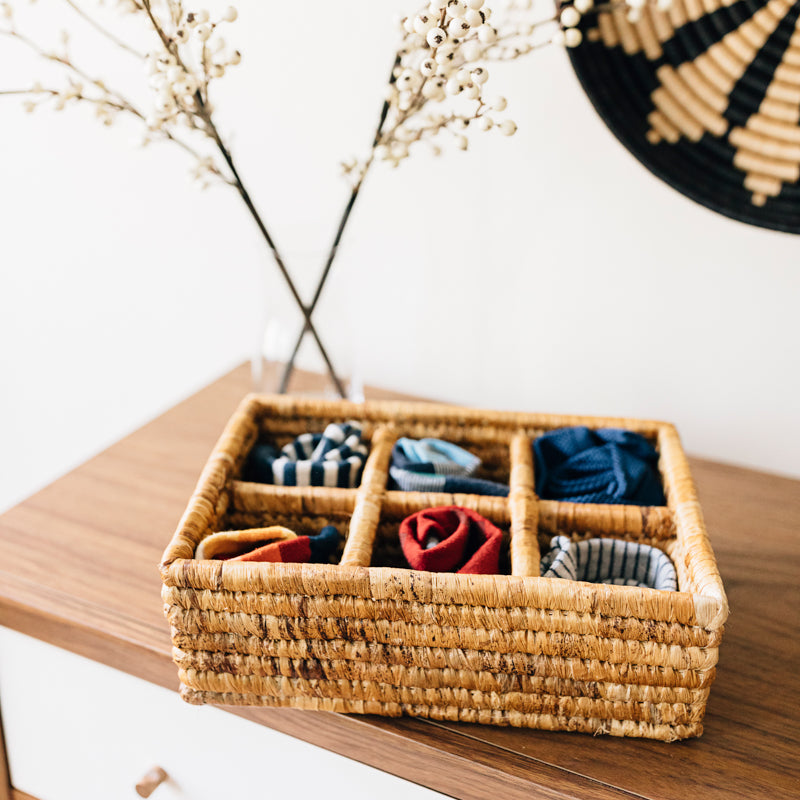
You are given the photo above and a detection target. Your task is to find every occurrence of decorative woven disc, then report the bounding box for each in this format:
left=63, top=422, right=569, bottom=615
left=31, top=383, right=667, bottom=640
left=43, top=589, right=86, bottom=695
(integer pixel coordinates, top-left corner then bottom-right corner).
left=567, top=0, right=800, bottom=233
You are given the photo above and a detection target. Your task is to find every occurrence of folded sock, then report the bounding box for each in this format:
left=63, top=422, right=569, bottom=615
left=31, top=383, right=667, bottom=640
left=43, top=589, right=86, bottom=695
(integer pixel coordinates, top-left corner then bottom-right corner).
left=398, top=506, right=504, bottom=574
left=243, top=422, right=369, bottom=489
left=533, top=426, right=666, bottom=505
left=196, top=525, right=297, bottom=560
left=540, top=535, right=677, bottom=591
left=231, top=525, right=341, bottom=564
left=389, top=437, right=509, bottom=497
left=197, top=525, right=341, bottom=564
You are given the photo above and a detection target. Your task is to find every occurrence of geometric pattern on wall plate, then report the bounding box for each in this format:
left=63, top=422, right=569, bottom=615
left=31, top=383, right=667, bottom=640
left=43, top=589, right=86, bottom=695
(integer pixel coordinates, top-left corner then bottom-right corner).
left=567, top=0, right=800, bottom=233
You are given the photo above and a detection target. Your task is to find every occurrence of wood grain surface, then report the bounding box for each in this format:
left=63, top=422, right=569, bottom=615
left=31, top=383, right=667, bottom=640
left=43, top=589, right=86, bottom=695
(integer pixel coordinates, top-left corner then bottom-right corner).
left=0, top=364, right=797, bottom=800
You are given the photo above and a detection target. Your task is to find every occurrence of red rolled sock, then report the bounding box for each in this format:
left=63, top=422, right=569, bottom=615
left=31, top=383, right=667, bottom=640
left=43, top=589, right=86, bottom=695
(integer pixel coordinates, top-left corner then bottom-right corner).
left=232, top=525, right=340, bottom=564
left=398, top=506, right=503, bottom=574
left=233, top=536, right=312, bottom=563
left=198, top=525, right=340, bottom=564
left=196, top=526, right=297, bottom=560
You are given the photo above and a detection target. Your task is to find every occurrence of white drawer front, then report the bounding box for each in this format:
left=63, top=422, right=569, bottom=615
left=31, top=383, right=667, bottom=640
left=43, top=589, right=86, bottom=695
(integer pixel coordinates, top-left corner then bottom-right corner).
left=0, top=627, right=449, bottom=800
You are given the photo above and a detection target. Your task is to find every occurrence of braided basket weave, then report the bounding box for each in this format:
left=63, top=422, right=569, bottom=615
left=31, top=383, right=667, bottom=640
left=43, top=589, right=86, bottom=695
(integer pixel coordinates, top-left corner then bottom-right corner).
left=160, top=395, right=728, bottom=741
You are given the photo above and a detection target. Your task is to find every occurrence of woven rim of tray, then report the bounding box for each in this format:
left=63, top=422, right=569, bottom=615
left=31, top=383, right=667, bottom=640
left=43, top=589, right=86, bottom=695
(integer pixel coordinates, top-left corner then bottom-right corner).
left=567, top=0, right=800, bottom=233
left=160, top=394, right=728, bottom=632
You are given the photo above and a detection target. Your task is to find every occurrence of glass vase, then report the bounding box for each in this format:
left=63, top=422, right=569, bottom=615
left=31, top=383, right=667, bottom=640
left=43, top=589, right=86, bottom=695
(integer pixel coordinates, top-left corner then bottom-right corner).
left=250, top=247, right=364, bottom=401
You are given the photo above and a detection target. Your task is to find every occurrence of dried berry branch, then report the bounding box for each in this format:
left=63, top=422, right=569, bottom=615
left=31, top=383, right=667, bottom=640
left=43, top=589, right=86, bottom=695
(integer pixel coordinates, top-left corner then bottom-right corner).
left=277, top=0, right=670, bottom=390
left=1, top=0, right=346, bottom=395
left=62, top=0, right=146, bottom=59
left=139, top=0, right=348, bottom=393
left=279, top=0, right=537, bottom=391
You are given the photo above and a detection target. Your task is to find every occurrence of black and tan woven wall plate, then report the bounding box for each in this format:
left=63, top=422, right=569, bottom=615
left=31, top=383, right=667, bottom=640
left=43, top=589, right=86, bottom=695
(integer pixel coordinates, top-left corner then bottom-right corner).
left=567, top=0, right=800, bottom=234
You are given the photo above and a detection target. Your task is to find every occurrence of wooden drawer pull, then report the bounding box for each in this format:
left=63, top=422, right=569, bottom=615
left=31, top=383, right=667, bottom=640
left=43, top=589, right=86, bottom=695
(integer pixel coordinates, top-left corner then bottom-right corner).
left=135, top=766, right=169, bottom=797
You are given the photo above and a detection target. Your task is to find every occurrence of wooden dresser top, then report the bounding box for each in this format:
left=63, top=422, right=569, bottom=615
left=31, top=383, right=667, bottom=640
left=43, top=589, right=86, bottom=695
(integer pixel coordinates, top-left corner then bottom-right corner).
left=1, top=365, right=797, bottom=800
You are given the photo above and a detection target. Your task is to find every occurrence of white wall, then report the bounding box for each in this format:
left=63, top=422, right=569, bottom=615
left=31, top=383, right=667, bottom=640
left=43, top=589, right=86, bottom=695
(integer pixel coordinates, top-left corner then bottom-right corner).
left=1, top=0, right=798, bottom=512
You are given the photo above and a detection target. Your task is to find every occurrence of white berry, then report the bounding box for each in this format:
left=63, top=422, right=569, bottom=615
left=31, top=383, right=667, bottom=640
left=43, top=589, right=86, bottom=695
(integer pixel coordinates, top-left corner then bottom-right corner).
left=471, top=66, right=488, bottom=84
left=414, top=14, right=436, bottom=34
left=420, top=58, right=437, bottom=77
left=565, top=28, right=583, bottom=46
left=477, top=25, right=497, bottom=43
left=426, top=27, right=447, bottom=46
left=465, top=9, right=483, bottom=26
left=462, top=40, right=483, bottom=61
left=422, top=81, right=443, bottom=99
left=447, top=0, right=466, bottom=17
left=435, top=43, right=456, bottom=63
left=560, top=7, right=581, bottom=27
left=448, top=17, right=470, bottom=37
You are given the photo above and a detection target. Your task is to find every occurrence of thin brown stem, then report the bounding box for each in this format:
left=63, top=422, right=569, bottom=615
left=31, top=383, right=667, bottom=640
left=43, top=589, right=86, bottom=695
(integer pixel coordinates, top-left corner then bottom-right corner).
left=277, top=172, right=367, bottom=394
left=0, top=82, right=229, bottom=183
left=1, top=28, right=128, bottom=105
left=62, top=0, right=146, bottom=59
left=489, top=38, right=555, bottom=59
left=206, top=116, right=347, bottom=396
left=140, top=0, right=174, bottom=53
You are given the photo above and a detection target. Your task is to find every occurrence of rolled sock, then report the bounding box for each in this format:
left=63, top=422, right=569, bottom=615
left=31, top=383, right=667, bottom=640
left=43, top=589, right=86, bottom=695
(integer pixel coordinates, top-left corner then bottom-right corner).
left=243, top=422, right=369, bottom=489
left=533, top=427, right=666, bottom=505
left=196, top=526, right=297, bottom=560
left=398, top=506, right=504, bottom=574
left=308, top=525, right=341, bottom=562
left=390, top=437, right=509, bottom=497
left=244, top=443, right=281, bottom=483
left=232, top=525, right=341, bottom=564
left=540, top=535, right=677, bottom=591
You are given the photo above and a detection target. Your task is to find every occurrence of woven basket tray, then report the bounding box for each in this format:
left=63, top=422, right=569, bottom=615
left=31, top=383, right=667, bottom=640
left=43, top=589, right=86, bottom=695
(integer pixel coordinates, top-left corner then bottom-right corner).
left=160, top=395, right=728, bottom=741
